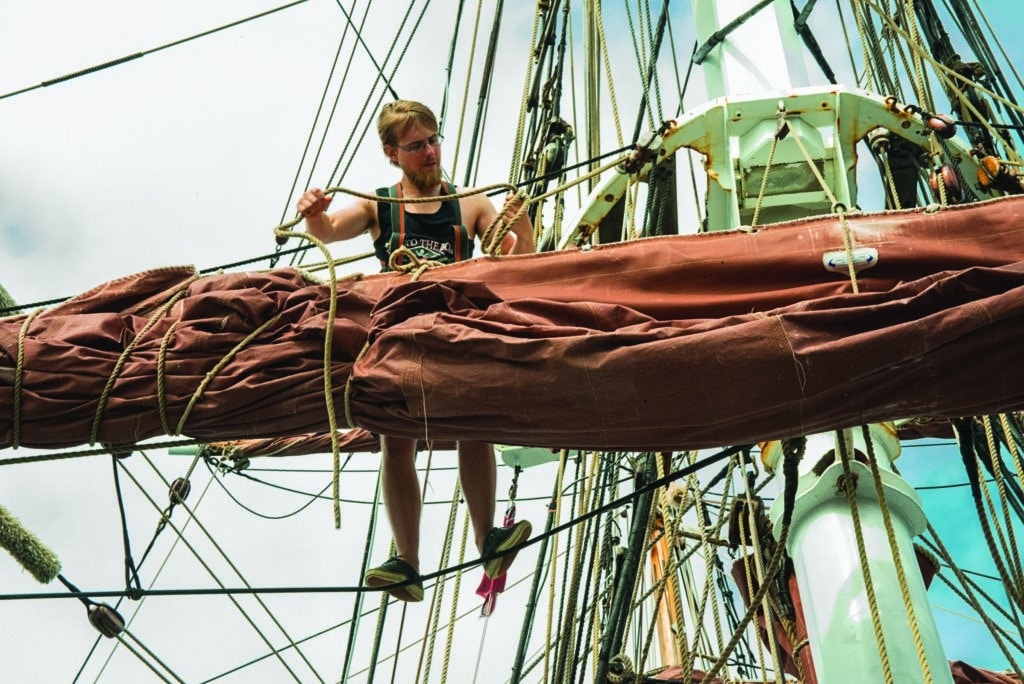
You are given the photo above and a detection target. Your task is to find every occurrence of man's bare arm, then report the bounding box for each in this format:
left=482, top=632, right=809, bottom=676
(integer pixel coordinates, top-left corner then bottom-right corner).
left=502, top=194, right=536, bottom=255
left=297, top=188, right=377, bottom=243
left=472, top=193, right=536, bottom=255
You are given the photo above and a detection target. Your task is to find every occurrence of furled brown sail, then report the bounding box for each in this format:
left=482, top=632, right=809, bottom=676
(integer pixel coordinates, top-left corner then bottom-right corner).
left=2, top=198, right=1024, bottom=452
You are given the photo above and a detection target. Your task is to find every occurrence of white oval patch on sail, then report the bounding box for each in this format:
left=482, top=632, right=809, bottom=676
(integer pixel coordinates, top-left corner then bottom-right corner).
left=822, top=247, right=879, bottom=274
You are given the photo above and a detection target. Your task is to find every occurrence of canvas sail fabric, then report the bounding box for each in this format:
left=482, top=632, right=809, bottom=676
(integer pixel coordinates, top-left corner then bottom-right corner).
left=0, top=267, right=371, bottom=450
left=204, top=430, right=462, bottom=458
left=349, top=264, right=1024, bottom=450
left=205, top=430, right=381, bottom=459
left=2, top=198, right=1024, bottom=451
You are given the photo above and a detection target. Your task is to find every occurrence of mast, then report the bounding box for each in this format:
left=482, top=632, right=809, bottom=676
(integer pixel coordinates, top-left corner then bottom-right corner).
left=695, top=1, right=953, bottom=682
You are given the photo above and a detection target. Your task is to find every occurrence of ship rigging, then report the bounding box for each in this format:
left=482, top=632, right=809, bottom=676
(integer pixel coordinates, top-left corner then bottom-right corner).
left=1, top=1, right=1024, bottom=682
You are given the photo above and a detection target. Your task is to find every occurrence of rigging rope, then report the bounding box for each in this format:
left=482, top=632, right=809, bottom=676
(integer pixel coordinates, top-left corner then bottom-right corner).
left=954, top=420, right=1024, bottom=613
left=419, top=479, right=463, bottom=682
left=90, top=471, right=214, bottom=683
left=595, top=0, right=626, bottom=149
left=132, top=453, right=323, bottom=682
left=738, top=471, right=785, bottom=681
left=508, top=0, right=546, bottom=183
left=780, top=118, right=861, bottom=292
left=692, top=0, right=774, bottom=65
left=702, top=438, right=802, bottom=682
left=982, top=417, right=1024, bottom=589
left=543, top=450, right=567, bottom=682
left=860, top=425, right=935, bottom=683
left=0, top=1, right=310, bottom=102
left=278, top=18, right=348, bottom=216
left=555, top=455, right=593, bottom=681
left=441, top=513, right=470, bottom=682
left=684, top=452, right=735, bottom=673
left=339, top=466, right=382, bottom=683
left=860, top=0, right=1024, bottom=166
left=447, top=0, right=484, bottom=183
left=922, top=527, right=1024, bottom=671
left=325, top=0, right=435, bottom=211
left=836, top=432, right=895, bottom=684
left=94, top=278, right=197, bottom=445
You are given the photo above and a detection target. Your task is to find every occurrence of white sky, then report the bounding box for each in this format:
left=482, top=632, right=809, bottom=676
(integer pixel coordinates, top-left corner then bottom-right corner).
left=0, top=1, right=1022, bottom=681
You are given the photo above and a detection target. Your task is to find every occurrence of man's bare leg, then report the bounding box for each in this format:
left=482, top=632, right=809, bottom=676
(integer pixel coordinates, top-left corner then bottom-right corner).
left=457, top=440, right=496, bottom=552
left=381, top=435, right=421, bottom=572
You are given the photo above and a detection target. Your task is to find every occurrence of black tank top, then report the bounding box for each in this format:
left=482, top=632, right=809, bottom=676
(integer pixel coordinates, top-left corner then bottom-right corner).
left=373, top=181, right=474, bottom=271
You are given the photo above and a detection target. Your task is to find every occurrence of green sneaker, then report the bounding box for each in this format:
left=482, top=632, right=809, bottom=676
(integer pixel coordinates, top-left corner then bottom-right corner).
left=364, top=557, right=424, bottom=603
left=481, top=520, right=533, bottom=580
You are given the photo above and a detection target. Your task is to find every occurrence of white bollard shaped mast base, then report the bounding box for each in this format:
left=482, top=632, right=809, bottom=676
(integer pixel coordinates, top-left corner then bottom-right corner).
left=763, top=425, right=952, bottom=684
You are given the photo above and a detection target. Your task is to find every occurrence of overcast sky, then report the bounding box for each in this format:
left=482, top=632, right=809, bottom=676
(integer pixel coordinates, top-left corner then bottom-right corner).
left=0, top=3, right=654, bottom=681
left=1, top=1, right=1022, bottom=682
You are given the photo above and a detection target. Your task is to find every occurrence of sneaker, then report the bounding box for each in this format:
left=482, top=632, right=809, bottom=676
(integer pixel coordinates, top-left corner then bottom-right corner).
left=481, top=520, right=533, bottom=580
left=364, top=557, right=424, bottom=603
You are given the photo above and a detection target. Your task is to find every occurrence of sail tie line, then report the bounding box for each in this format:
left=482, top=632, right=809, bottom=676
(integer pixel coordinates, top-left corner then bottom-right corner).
left=173, top=314, right=283, bottom=438
left=12, top=308, right=43, bottom=449
left=157, top=321, right=180, bottom=436
left=92, top=277, right=198, bottom=447
left=387, top=245, right=445, bottom=278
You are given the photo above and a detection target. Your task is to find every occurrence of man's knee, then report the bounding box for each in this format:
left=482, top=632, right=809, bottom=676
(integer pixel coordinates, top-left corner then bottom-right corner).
left=382, top=436, right=416, bottom=461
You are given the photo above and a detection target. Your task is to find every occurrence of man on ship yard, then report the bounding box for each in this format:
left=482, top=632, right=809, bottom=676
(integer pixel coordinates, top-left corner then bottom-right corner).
left=296, top=99, right=535, bottom=602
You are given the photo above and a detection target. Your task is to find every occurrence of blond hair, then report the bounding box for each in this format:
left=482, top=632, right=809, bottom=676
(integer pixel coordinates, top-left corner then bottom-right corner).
left=377, top=100, right=438, bottom=148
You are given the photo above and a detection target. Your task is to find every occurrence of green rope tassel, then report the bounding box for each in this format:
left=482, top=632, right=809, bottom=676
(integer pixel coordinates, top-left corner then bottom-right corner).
left=0, top=282, right=15, bottom=310
left=0, top=504, right=61, bottom=583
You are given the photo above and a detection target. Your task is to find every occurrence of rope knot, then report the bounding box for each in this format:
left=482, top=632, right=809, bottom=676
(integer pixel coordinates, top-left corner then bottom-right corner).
left=481, top=191, right=532, bottom=256
left=387, top=246, right=444, bottom=279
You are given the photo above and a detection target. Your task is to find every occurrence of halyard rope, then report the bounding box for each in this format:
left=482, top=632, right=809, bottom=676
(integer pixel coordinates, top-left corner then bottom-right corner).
left=860, top=425, right=934, bottom=683
left=837, top=431, right=894, bottom=683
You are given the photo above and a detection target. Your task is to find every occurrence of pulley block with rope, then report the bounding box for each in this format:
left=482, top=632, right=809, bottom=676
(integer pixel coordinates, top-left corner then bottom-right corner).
left=88, top=603, right=126, bottom=639
left=929, top=164, right=963, bottom=203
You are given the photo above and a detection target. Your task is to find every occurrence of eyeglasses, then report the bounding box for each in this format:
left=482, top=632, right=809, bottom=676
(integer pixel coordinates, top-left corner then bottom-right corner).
left=395, top=134, right=442, bottom=154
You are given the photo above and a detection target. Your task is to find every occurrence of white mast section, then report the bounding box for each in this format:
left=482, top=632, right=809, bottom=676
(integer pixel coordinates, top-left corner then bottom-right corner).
left=694, top=0, right=810, bottom=98
left=765, top=429, right=953, bottom=684
left=690, top=1, right=953, bottom=682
